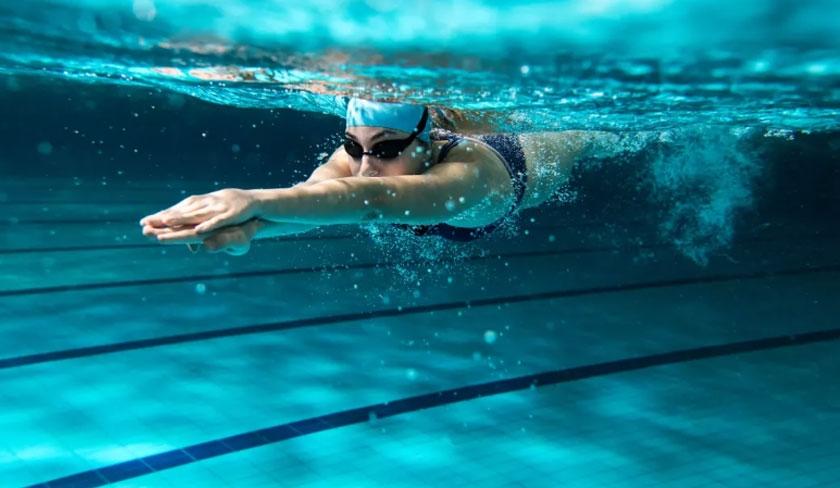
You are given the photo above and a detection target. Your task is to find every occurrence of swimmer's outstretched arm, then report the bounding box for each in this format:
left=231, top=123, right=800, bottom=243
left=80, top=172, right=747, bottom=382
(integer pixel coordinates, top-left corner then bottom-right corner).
left=151, top=161, right=508, bottom=244
left=252, top=149, right=353, bottom=232
left=207, top=147, right=356, bottom=240
left=221, top=141, right=507, bottom=229
left=250, top=155, right=511, bottom=228
left=142, top=148, right=350, bottom=241
left=145, top=140, right=510, bottom=241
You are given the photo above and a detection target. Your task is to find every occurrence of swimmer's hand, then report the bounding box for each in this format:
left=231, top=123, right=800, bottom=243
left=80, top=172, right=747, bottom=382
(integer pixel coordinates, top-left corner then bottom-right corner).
left=142, top=220, right=258, bottom=256
left=139, top=188, right=259, bottom=234
left=198, top=222, right=256, bottom=256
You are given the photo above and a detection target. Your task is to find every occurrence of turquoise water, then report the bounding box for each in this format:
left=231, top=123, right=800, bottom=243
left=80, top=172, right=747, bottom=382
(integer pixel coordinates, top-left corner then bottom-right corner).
left=1, top=1, right=839, bottom=487
left=2, top=0, right=838, bottom=130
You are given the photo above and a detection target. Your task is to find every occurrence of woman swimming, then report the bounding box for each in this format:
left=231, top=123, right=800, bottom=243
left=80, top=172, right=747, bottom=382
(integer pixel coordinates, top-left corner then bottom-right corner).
left=140, top=97, right=617, bottom=255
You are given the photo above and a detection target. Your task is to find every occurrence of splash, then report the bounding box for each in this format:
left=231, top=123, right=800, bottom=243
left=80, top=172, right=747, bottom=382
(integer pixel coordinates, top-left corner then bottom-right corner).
left=649, top=128, right=761, bottom=265
left=362, top=223, right=475, bottom=284
left=0, top=0, right=836, bottom=264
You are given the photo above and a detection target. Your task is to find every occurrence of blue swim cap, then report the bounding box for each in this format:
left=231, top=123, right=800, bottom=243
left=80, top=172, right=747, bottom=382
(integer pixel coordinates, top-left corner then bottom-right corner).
left=345, top=97, right=431, bottom=142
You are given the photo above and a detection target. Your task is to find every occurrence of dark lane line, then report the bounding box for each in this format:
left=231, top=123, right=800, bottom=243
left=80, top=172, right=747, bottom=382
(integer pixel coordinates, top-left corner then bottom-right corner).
left=2, top=217, right=141, bottom=225
left=0, top=220, right=585, bottom=253
left=29, top=325, right=840, bottom=488
left=0, top=201, right=170, bottom=206
left=0, top=246, right=626, bottom=298
left=2, top=232, right=837, bottom=297
left=0, top=228, right=832, bottom=256
left=3, top=263, right=838, bottom=370
left=0, top=215, right=595, bottom=227
left=0, top=234, right=355, bottom=255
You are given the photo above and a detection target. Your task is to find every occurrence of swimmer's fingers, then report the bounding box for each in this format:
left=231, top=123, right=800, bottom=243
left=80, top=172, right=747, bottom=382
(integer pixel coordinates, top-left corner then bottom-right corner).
left=155, top=226, right=207, bottom=243
left=140, top=212, right=172, bottom=228
left=203, top=234, right=228, bottom=254
left=141, top=223, right=160, bottom=238
left=193, top=213, right=238, bottom=234
left=203, top=226, right=251, bottom=256
left=147, top=202, right=211, bottom=227
left=139, top=195, right=206, bottom=226
left=142, top=223, right=199, bottom=241
left=157, top=208, right=217, bottom=227
left=142, top=223, right=170, bottom=239
left=140, top=209, right=180, bottom=227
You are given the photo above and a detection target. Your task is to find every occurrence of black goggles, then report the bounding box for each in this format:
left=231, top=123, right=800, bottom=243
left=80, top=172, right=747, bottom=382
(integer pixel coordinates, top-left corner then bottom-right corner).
left=344, top=108, right=429, bottom=160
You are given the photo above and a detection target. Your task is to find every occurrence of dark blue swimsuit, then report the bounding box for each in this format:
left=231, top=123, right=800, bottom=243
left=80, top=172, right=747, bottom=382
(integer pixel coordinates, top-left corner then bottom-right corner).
left=396, top=131, right=529, bottom=241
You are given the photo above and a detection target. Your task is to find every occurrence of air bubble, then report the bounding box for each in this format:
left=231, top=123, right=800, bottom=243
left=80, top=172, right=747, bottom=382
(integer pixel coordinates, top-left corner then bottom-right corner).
left=484, top=330, right=497, bottom=344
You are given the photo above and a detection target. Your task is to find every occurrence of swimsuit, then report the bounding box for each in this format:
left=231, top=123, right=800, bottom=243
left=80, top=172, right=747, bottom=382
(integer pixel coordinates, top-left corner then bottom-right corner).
left=396, top=130, right=529, bottom=241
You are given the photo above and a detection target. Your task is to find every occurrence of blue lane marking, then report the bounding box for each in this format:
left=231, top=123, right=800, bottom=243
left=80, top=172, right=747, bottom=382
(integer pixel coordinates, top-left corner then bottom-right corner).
left=0, top=234, right=353, bottom=255
left=2, top=232, right=836, bottom=296
left=0, top=230, right=833, bottom=257
left=1, top=218, right=135, bottom=225
left=2, top=263, right=839, bottom=371
left=0, top=247, right=587, bottom=297
left=29, top=326, right=840, bottom=488
left=0, top=258, right=378, bottom=298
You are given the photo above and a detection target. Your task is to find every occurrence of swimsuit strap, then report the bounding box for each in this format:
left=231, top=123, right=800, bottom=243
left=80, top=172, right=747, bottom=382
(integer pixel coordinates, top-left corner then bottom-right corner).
left=475, top=134, right=528, bottom=215
left=398, top=131, right=527, bottom=242
left=436, top=132, right=527, bottom=214
left=432, top=131, right=465, bottom=163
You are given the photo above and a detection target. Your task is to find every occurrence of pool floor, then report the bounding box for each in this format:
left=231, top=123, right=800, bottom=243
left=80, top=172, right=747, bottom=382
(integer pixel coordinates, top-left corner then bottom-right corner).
left=1, top=179, right=838, bottom=487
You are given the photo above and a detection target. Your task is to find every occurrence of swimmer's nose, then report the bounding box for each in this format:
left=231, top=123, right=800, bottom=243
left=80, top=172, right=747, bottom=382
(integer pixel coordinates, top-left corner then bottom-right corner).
left=360, top=158, right=380, bottom=177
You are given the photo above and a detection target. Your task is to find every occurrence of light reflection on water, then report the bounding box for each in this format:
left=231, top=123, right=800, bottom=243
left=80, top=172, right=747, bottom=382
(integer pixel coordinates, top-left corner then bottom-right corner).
left=0, top=0, right=838, bottom=131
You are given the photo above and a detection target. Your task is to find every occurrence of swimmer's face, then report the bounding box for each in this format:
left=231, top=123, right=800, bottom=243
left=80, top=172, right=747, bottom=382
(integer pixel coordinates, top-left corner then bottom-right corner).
left=344, top=126, right=431, bottom=177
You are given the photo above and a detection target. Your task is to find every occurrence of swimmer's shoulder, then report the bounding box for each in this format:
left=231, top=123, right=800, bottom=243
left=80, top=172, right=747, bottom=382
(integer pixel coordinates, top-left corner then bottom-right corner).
left=306, top=145, right=353, bottom=181
left=434, top=133, right=508, bottom=171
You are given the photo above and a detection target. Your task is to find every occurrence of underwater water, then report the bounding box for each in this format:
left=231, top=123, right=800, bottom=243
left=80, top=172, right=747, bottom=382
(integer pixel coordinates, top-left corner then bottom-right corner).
left=0, top=1, right=839, bottom=487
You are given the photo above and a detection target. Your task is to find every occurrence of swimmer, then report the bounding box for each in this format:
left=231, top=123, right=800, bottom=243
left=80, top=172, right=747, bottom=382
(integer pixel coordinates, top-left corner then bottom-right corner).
left=140, top=97, right=620, bottom=255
